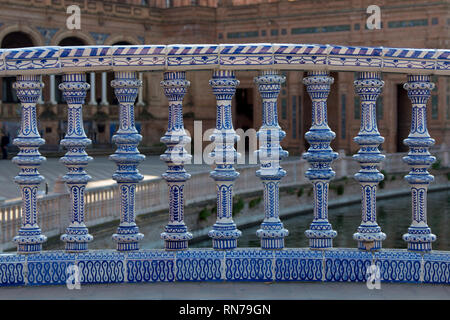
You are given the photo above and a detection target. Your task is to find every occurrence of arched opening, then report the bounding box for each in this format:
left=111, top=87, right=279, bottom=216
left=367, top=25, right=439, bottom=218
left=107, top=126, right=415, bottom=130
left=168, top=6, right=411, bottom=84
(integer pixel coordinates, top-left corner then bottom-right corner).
left=1, top=32, right=35, bottom=104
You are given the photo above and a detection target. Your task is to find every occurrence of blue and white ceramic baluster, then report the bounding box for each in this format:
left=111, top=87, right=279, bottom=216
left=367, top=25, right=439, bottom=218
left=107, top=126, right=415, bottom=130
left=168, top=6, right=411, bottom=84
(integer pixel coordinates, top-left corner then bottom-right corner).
left=208, top=70, right=242, bottom=250
left=254, top=70, right=289, bottom=250
left=160, top=71, right=193, bottom=250
left=110, top=71, right=145, bottom=252
left=12, top=75, right=47, bottom=253
left=352, top=72, right=387, bottom=251
left=303, top=71, right=338, bottom=249
left=59, top=73, right=94, bottom=252
left=402, top=75, right=437, bottom=252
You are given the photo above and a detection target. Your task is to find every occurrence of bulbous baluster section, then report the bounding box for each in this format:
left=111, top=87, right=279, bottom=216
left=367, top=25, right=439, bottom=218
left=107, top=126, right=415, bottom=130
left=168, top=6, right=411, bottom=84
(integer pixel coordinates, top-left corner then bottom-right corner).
left=302, top=71, right=338, bottom=249
left=110, top=71, right=145, bottom=252
left=59, top=73, right=93, bottom=252
left=160, top=71, right=193, bottom=251
left=402, top=74, right=437, bottom=252
left=12, top=75, right=47, bottom=254
left=352, top=71, right=387, bottom=251
left=254, top=70, right=289, bottom=250
left=208, top=70, right=242, bottom=250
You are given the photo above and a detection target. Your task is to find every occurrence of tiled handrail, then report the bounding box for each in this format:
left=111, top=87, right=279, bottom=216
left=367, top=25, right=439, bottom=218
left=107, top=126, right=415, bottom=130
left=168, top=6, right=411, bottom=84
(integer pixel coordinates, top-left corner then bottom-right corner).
left=0, top=43, right=449, bottom=76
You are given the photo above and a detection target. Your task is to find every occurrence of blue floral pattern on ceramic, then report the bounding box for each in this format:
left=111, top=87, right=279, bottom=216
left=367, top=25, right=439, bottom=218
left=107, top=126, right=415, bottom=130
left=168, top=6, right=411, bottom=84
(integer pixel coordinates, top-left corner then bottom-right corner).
left=160, top=71, right=193, bottom=250
left=402, top=75, right=437, bottom=252
left=59, top=73, right=94, bottom=252
left=254, top=70, right=289, bottom=250
left=208, top=70, right=242, bottom=250
left=302, top=71, right=338, bottom=249
left=109, top=71, right=145, bottom=251
left=12, top=75, right=47, bottom=254
left=352, top=72, right=387, bottom=251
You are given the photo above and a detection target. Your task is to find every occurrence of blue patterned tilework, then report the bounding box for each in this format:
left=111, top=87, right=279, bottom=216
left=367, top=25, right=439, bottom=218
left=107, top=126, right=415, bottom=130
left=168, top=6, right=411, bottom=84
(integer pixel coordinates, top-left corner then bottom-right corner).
left=374, top=249, right=423, bottom=283
left=0, top=249, right=449, bottom=286
left=126, top=250, right=175, bottom=283
left=59, top=46, right=112, bottom=72
left=382, top=47, right=437, bottom=73
left=275, top=249, right=323, bottom=281
left=423, top=251, right=450, bottom=284
left=225, top=249, right=274, bottom=281
left=273, top=44, right=329, bottom=69
left=167, top=45, right=218, bottom=70
left=76, top=250, right=126, bottom=284
left=324, top=249, right=373, bottom=282
left=0, top=44, right=448, bottom=75
left=328, top=45, right=383, bottom=71
left=219, top=44, right=273, bottom=69
left=112, top=45, right=166, bottom=71
left=4, top=46, right=60, bottom=75
left=0, top=254, right=26, bottom=286
left=175, top=250, right=224, bottom=281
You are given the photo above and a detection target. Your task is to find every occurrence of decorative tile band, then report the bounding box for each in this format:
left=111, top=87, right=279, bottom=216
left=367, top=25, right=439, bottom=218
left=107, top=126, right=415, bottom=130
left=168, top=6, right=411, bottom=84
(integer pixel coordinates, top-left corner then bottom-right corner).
left=0, top=248, right=448, bottom=286
left=0, top=44, right=448, bottom=75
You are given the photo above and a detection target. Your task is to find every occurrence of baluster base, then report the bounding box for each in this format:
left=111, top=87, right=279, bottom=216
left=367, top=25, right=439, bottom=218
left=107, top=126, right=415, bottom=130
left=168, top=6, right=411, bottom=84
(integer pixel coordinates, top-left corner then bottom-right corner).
left=403, top=226, right=436, bottom=252
left=161, top=225, right=193, bottom=251
left=61, top=227, right=93, bottom=253
left=112, top=225, right=144, bottom=252
left=13, top=229, right=47, bottom=254
left=353, top=225, right=386, bottom=251
left=257, top=221, right=288, bottom=250
left=209, top=223, right=241, bottom=250
left=305, top=222, right=337, bottom=249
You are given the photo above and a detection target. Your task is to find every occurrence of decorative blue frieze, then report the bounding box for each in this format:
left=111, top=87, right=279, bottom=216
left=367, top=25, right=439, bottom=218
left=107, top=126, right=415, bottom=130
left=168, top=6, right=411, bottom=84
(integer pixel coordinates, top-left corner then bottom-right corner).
left=126, top=250, right=176, bottom=283
left=160, top=71, right=193, bottom=250
left=302, top=71, right=338, bottom=249
left=58, top=73, right=93, bottom=252
left=208, top=70, right=242, bottom=250
left=352, top=72, right=387, bottom=251
left=12, top=75, right=47, bottom=254
left=175, top=250, right=224, bottom=281
left=225, top=249, right=274, bottom=281
left=254, top=70, right=289, bottom=250
left=374, top=250, right=423, bottom=283
left=274, top=249, right=323, bottom=281
left=422, top=251, right=450, bottom=284
left=109, top=71, right=145, bottom=252
left=76, top=250, right=125, bottom=284
left=402, top=75, right=437, bottom=252
left=324, top=248, right=373, bottom=282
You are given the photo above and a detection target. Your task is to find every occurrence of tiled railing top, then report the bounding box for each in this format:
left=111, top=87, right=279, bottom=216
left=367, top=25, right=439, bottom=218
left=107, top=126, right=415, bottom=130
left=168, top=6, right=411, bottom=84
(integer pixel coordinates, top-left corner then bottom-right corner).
left=0, top=43, right=448, bottom=76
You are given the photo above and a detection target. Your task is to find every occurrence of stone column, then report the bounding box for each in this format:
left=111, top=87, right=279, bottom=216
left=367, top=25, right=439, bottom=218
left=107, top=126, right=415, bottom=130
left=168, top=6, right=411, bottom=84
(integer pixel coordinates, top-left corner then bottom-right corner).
left=352, top=71, right=386, bottom=251
left=110, top=71, right=145, bottom=251
left=254, top=70, right=289, bottom=250
left=12, top=75, right=47, bottom=253
left=302, top=71, right=338, bottom=249
left=402, top=74, right=437, bottom=252
left=100, top=72, right=109, bottom=106
left=49, top=74, right=57, bottom=105
left=208, top=70, right=242, bottom=250
left=58, top=73, right=94, bottom=252
left=160, top=71, right=193, bottom=250
left=89, top=72, right=97, bottom=105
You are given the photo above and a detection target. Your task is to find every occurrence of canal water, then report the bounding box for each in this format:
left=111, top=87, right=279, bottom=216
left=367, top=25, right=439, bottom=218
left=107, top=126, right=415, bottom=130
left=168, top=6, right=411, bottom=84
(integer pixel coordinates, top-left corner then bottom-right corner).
left=190, top=189, right=450, bottom=250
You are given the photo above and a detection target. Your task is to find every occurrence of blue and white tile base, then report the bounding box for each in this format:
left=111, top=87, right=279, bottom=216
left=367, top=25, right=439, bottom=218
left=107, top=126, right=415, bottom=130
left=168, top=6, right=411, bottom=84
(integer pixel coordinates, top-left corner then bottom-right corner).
left=0, top=248, right=448, bottom=286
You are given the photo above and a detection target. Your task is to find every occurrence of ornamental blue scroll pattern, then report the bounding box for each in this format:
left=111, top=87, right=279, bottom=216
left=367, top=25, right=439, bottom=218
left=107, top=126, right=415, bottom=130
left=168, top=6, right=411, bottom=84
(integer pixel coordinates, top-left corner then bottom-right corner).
left=160, top=71, right=193, bottom=251
left=254, top=70, right=289, bottom=250
left=110, top=71, right=145, bottom=252
left=402, top=75, right=437, bottom=252
left=208, top=70, right=242, bottom=250
left=302, top=71, right=338, bottom=249
left=12, top=75, right=47, bottom=254
left=58, top=73, right=94, bottom=252
left=352, top=72, right=386, bottom=251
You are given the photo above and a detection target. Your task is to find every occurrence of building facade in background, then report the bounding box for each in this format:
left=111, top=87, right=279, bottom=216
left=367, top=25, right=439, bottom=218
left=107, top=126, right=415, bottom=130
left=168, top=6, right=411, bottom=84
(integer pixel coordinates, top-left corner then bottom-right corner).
left=0, top=0, right=449, bottom=155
